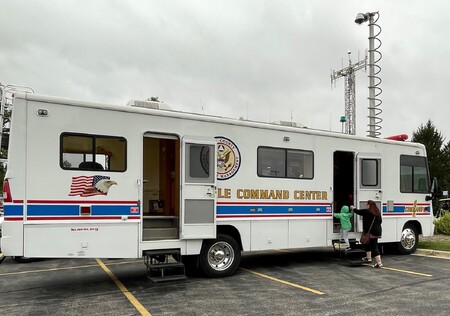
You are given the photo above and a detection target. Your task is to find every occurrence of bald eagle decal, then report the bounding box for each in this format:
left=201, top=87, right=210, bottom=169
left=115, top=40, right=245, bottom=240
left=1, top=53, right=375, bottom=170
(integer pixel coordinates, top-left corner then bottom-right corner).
left=69, top=175, right=117, bottom=197
left=215, top=136, right=241, bottom=180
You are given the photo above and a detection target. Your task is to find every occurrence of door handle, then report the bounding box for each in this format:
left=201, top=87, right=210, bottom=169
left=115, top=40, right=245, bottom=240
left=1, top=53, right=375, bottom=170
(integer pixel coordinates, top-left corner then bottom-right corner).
left=206, top=186, right=215, bottom=197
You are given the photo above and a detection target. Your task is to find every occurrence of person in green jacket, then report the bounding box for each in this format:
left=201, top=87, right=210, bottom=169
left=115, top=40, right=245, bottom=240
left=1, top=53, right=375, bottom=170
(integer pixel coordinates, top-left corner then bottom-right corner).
left=334, top=205, right=353, bottom=251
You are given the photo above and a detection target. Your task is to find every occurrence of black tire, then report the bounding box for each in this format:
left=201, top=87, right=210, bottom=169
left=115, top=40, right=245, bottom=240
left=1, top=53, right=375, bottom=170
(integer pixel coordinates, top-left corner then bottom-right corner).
left=199, top=234, right=241, bottom=278
left=13, top=256, right=34, bottom=263
left=396, top=224, right=418, bottom=254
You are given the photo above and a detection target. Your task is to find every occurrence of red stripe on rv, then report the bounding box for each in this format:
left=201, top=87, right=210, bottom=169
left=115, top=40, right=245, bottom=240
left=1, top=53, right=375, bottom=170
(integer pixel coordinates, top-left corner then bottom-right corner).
left=383, top=213, right=429, bottom=216
left=383, top=203, right=430, bottom=206
left=217, top=214, right=332, bottom=218
left=217, top=201, right=331, bottom=205
left=3, top=217, right=24, bottom=221
left=26, top=216, right=141, bottom=221
left=26, top=200, right=138, bottom=204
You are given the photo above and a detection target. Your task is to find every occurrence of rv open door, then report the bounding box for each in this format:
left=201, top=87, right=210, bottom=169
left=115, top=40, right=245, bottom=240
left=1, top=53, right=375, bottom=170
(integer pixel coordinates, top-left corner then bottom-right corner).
left=355, top=153, right=383, bottom=232
left=180, top=136, right=217, bottom=239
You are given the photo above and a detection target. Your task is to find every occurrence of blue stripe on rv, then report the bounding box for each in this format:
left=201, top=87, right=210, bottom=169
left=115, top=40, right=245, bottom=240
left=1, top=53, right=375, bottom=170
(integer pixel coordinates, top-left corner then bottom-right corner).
left=216, top=204, right=330, bottom=215
left=27, top=205, right=80, bottom=216
left=27, top=204, right=138, bottom=216
left=4, top=204, right=139, bottom=216
left=3, top=205, right=24, bottom=216
left=382, top=205, right=430, bottom=213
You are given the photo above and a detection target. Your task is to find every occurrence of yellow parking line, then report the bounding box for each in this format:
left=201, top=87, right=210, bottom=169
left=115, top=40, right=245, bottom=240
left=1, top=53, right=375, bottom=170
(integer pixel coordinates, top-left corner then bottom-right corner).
left=96, top=258, right=151, bottom=316
left=0, top=259, right=140, bottom=276
left=240, top=267, right=325, bottom=295
left=378, top=266, right=432, bottom=277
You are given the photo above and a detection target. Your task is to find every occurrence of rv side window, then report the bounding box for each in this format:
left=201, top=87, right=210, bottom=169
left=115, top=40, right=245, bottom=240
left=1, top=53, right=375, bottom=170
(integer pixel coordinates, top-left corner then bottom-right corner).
left=287, top=149, right=313, bottom=179
left=360, top=159, right=380, bottom=188
left=257, top=147, right=313, bottom=179
left=185, top=144, right=215, bottom=183
left=60, top=133, right=127, bottom=172
left=400, top=155, right=429, bottom=193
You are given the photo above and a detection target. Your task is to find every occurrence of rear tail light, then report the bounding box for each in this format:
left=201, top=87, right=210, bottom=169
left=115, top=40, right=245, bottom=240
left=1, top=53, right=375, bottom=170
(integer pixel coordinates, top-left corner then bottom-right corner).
left=3, top=178, right=12, bottom=202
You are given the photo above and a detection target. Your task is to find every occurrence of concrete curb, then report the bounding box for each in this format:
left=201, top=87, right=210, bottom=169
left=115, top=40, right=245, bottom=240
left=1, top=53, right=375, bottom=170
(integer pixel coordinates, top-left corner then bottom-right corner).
left=415, top=248, right=450, bottom=259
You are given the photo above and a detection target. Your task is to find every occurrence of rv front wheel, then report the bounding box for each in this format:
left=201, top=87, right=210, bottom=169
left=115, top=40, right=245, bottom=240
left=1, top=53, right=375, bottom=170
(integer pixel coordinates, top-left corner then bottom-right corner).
left=397, top=224, right=418, bottom=254
left=199, top=234, right=241, bottom=278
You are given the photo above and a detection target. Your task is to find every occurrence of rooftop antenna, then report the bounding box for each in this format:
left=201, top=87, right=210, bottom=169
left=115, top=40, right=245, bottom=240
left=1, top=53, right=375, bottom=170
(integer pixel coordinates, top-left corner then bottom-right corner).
left=355, top=11, right=383, bottom=138
left=200, top=98, right=204, bottom=115
left=331, top=51, right=367, bottom=135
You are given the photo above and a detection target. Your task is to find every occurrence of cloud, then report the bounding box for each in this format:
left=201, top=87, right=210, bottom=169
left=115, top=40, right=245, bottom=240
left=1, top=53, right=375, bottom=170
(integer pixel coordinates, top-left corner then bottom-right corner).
left=1, top=0, right=450, bottom=140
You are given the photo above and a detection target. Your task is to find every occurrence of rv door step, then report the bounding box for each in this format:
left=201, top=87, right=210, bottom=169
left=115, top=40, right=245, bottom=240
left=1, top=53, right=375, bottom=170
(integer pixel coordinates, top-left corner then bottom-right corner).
left=143, top=227, right=178, bottom=240
left=143, top=249, right=186, bottom=282
left=149, top=274, right=187, bottom=283
left=148, top=261, right=185, bottom=269
left=332, top=239, right=365, bottom=252
left=143, top=249, right=182, bottom=257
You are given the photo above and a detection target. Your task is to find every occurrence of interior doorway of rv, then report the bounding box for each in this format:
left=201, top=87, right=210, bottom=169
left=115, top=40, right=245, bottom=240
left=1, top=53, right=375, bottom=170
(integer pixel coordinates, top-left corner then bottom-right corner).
left=142, top=134, right=180, bottom=241
left=333, top=151, right=355, bottom=234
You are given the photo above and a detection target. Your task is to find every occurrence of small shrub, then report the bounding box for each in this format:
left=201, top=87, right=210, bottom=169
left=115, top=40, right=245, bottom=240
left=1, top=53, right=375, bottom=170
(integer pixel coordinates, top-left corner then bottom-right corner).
left=434, top=212, right=450, bottom=235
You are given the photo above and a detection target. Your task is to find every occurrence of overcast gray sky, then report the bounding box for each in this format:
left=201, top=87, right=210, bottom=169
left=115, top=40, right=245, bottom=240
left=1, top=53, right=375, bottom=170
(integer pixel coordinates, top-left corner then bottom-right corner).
left=1, top=1, right=448, bottom=140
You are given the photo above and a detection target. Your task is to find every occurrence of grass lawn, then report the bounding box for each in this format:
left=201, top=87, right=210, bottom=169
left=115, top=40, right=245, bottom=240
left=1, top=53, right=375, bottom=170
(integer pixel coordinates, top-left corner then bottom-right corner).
left=418, top=240, right=450, bottom=252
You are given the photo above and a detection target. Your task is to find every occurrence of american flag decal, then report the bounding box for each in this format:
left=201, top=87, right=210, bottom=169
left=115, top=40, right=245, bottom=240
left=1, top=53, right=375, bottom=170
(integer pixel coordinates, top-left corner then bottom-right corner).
left=69, top=175, right=112, bottom=197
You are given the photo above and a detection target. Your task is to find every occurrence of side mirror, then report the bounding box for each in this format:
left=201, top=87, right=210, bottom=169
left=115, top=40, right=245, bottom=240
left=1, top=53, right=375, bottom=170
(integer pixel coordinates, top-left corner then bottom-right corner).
left=426, top=177, right=438, bottom=201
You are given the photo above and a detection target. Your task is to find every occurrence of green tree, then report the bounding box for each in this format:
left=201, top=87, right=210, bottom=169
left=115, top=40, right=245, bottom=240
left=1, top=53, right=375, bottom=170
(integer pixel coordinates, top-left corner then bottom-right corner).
left=412, top=120, right=450, bottom=202
left=441, top=141, right=450, bottom=194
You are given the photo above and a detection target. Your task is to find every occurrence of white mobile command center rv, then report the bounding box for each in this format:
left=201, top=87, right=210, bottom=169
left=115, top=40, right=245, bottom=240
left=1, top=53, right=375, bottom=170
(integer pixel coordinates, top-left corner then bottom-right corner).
left=1, top=92, right=435, bottom=278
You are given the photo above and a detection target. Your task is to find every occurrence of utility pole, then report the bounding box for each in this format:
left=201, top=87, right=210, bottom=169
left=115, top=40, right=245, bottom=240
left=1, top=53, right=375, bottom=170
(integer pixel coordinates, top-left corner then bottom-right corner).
left=331, top=51, right=367, bottom=135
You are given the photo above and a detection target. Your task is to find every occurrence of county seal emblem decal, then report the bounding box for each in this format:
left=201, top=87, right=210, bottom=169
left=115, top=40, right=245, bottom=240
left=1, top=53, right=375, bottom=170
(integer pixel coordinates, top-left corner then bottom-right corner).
left=215, top=136, right=241, bottom=180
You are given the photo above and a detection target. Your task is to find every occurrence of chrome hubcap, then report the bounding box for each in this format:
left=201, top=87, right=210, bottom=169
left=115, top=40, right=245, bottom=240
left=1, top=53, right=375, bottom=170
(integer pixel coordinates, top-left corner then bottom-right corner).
left=207, top=241, right=234, bottom=271
left=400, top=228, right=416, bottom=250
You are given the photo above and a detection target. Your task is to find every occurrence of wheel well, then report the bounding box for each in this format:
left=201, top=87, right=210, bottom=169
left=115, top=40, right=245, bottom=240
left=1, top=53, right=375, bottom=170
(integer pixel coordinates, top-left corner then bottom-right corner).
left=217, top=225, right=243, bottom=251
left=403, top=220, right=422, bottom=235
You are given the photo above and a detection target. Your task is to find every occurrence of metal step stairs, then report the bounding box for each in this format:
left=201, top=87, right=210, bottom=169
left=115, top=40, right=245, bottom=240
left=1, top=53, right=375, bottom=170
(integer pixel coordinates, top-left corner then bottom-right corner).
left=143, top=249, right=186, bottom=282
left=332, top=239, right=366, bottom=266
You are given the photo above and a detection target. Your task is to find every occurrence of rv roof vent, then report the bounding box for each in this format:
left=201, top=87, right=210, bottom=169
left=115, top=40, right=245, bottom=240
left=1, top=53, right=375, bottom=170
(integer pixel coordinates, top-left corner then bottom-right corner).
left=126, top=100, right=172, bottom=110
left=272, top=121, right=300, bottom=127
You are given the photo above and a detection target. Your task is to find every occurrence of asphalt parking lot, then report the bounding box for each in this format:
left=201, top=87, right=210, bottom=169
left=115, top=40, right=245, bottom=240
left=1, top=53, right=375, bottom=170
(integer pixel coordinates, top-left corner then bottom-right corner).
left=1, top=248, right=449, bottom=316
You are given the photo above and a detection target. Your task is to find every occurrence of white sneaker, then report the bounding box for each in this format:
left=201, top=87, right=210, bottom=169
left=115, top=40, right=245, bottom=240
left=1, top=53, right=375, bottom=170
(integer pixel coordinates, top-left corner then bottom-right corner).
left=373, top=263, right=383, bottom=268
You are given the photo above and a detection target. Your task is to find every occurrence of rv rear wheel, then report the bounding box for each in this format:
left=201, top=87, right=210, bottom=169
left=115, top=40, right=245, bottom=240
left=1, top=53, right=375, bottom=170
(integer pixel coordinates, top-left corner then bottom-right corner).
left=13, top=256, right=33, bottom=263
left=397, top=224, right=418, bottom=254
left=199, top=234, right=241, bottom=278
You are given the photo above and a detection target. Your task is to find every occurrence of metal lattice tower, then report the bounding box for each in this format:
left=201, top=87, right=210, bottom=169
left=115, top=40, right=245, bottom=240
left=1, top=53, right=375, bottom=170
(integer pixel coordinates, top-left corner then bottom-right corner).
left=331, top=52, right=367, bottom=135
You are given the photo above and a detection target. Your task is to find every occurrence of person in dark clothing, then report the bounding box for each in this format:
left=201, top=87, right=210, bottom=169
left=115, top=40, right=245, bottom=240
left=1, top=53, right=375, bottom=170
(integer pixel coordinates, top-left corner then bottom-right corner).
left=351, top=200, right=383, bottom=268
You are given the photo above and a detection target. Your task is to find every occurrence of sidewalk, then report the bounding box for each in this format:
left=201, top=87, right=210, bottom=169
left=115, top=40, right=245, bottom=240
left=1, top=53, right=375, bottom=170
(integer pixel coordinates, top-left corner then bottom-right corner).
left=416, top=233, right=450, bottom=259
left=415, top=248, right=450, bottom=259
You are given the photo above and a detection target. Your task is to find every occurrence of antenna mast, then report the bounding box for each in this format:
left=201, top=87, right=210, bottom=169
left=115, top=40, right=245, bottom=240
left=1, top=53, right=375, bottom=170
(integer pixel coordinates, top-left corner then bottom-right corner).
left=331, top=51, right=367, bottom=135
